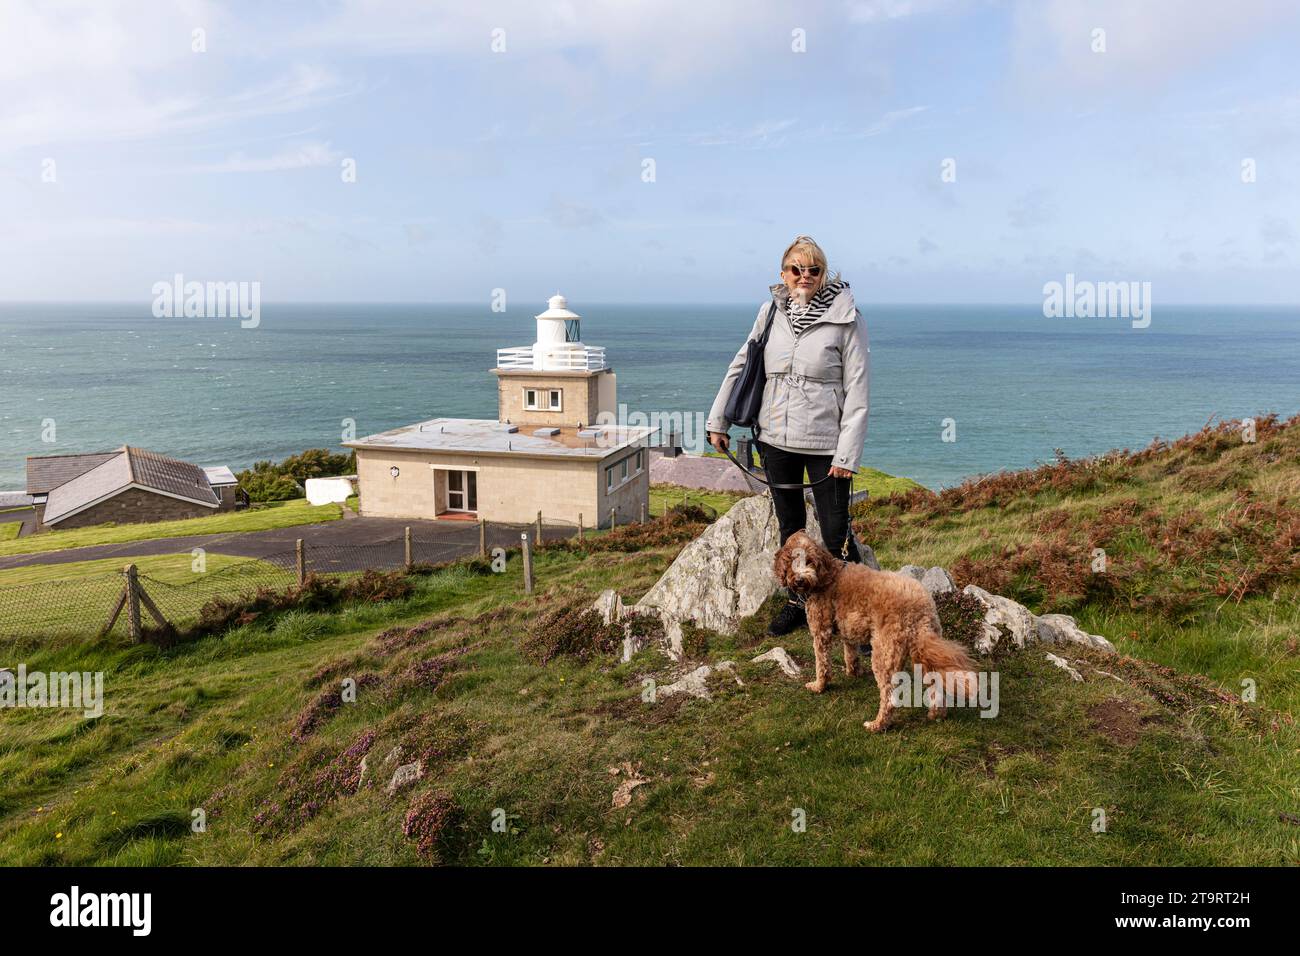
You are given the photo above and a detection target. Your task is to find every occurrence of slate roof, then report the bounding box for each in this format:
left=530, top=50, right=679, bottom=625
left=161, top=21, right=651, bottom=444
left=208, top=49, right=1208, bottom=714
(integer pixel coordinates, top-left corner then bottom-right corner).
left=26, top=451, right=119, bottom=495
left=29, top=446, right=221, bottom=526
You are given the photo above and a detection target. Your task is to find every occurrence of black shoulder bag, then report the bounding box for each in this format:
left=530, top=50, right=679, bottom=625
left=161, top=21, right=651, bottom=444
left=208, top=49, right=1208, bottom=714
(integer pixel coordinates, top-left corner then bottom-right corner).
left=722, top=302, right=777, bottom=428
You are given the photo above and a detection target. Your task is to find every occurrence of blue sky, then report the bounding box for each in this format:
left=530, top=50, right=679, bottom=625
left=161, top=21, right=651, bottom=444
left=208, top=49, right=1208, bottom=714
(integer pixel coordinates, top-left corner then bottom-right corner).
left=2, top=0, right=1299, bottom=304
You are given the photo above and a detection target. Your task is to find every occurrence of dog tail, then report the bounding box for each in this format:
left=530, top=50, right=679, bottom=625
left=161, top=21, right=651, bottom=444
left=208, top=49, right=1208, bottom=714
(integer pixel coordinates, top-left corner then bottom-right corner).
left=913, top=623, right=980, bottom=701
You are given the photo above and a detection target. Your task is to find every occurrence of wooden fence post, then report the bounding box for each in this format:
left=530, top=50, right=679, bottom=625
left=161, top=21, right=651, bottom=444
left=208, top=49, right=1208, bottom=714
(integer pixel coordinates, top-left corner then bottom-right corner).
left=479, top=518, right=487, bottom=557
left=404, top=526, right=413, bottom=570
left=610, top=506, right=617, bottom=531
left=296, top=539, right=305, bottom=585
left=577, top=512, right=584, bottom=542
left=125, top=564, right=142, bottom=642
left=520, top=532, right=534, bottom=594
left=535, top=510, right=543, bottom=546
left=640, top=501, right=646, bottom=524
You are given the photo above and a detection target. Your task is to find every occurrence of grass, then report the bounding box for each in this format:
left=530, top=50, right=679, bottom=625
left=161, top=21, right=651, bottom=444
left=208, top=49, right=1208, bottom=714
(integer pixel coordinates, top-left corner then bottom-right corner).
left=0, top=523, right=21, bottom=542
left=648, top=483, right=745, bottom=519
left=1, top=417, right=1297, bottom=866
left=0, top=539, right=1295, bottom=866
left=0, top=499, right=342, bottom=558
left=0, top=553, right=294, bottom=639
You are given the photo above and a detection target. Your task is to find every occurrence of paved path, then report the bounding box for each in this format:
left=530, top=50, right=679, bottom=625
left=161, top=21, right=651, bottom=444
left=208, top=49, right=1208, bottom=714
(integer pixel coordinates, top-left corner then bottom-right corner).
left=0, top=515, right=577, bottom=574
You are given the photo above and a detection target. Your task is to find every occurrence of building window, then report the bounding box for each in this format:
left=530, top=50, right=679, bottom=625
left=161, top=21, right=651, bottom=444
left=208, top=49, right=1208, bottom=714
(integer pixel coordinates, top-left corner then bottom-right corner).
left=524, top=388, right=562, bottom=411
left=606, top=451, right=644, bottom=493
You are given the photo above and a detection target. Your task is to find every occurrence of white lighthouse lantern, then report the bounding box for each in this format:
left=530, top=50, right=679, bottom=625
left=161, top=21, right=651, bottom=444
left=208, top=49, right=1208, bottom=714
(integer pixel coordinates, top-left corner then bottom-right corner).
left=496, top=293, right=607, bottom=371
left=533, top=294, right=582, bottom=370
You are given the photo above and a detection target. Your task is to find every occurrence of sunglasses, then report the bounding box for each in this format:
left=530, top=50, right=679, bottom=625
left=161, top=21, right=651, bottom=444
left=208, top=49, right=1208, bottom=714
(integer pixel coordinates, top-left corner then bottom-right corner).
left=784, top=264, right=822, bottom=278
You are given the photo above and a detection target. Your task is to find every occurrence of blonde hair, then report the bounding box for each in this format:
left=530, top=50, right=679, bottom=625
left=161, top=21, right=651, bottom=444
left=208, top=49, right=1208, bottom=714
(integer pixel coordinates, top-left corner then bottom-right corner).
left=780, top=235, right=838, bottom=291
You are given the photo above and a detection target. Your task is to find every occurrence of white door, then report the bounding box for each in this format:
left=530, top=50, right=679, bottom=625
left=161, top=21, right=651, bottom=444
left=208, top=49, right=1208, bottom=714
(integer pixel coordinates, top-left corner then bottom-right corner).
left=445, top=469, right=478, bottom=512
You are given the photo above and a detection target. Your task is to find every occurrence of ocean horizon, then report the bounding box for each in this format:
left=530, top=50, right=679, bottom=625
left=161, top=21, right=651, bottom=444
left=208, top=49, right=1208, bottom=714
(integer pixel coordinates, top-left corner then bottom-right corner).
left=2, top=301, right=1297, bottom=492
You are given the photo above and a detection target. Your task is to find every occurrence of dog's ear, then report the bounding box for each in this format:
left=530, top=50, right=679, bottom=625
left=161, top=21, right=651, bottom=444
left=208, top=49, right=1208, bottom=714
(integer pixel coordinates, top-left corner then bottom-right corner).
left=772, top=540, right=791, bottom=588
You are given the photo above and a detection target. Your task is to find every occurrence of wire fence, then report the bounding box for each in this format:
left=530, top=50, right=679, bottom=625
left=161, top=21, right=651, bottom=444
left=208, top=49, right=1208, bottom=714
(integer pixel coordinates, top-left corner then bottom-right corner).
left=0, top=518, right=580, bottom=644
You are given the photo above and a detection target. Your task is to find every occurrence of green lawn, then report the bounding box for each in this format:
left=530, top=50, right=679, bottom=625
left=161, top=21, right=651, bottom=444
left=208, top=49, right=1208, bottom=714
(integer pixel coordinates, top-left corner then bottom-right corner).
left=0, top=499, right=341, bottom=558
left=0, top=522, right=21, bottom=542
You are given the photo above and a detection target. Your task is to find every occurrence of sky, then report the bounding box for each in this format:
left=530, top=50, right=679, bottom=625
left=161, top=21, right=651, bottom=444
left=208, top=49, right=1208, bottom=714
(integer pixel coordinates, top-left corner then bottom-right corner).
left=2, top=0, right=1299, bottom=305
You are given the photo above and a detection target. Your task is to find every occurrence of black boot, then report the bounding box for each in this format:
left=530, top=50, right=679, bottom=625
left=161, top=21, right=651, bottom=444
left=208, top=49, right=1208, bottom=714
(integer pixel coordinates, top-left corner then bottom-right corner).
left=767, top=600, right=807, bottom=637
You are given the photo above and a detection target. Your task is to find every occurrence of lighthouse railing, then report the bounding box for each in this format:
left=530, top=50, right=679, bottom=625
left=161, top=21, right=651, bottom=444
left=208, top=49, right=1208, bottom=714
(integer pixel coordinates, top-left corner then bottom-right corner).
left=496, top=345, right=607, bottom=371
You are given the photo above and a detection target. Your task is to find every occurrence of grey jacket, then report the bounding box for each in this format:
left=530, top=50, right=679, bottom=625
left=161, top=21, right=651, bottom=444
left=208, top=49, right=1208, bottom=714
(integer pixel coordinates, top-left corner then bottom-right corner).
left=706, top=284, right=870, bottom=471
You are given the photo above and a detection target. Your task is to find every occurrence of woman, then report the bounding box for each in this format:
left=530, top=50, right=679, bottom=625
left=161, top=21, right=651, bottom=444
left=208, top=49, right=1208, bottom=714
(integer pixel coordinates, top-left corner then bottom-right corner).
left=706, top=236, right=870, bottom=636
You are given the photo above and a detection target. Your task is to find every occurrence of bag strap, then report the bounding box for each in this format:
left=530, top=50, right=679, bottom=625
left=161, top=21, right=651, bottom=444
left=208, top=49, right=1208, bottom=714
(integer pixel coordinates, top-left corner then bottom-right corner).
left=756, top=301, right=778, bottom=346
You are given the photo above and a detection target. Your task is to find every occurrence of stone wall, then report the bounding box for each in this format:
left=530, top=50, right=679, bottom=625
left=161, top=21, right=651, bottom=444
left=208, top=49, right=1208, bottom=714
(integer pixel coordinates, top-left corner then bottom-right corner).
left=46, top=487, right=217, bottom=531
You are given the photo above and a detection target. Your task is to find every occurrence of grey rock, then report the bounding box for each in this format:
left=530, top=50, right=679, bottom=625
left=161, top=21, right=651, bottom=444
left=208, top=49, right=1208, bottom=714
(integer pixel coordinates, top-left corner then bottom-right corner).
left=386, top=761, right=424, bottom=795
left=657, top=662, right=742, bottom=701
left=962, top=585, right=1039, bottom=654
left=1044, top=652, right=1084, bottom=682
left=920, top=566, right=956, bottom=595
left=1037, top=614, right=1116, bottom=653
left=897, top=565, right=926, bottom=581
left=751, top=646, right=803, bottom=677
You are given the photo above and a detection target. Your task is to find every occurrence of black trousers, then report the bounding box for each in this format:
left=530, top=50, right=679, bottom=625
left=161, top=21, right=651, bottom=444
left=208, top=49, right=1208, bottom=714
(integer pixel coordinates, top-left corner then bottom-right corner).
left=757, top=440, right=862, bottom=575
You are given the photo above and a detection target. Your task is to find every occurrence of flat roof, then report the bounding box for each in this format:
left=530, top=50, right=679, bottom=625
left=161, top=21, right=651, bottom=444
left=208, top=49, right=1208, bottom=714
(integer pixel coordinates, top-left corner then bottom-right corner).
left=344, top=417, right=659, bottom=460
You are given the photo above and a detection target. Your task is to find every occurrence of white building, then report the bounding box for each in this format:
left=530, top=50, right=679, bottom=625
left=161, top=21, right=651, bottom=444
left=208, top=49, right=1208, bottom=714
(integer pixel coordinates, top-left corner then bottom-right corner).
left=345, top=295, right=656, bottom=527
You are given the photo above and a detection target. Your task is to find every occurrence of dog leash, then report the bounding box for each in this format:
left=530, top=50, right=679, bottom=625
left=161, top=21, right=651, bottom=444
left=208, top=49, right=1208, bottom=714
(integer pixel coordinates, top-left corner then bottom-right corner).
left=718, top=440, right=835, bottom=491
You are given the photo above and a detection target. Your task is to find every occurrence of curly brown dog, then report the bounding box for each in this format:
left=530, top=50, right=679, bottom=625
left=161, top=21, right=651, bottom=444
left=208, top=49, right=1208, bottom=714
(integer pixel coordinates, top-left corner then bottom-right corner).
left=773, top=530, right=980, bottom=732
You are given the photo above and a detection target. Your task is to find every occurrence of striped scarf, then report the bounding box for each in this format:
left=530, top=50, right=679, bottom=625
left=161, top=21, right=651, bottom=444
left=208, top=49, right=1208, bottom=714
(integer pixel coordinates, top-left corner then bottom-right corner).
left=773, top=278, right=849, bottom=337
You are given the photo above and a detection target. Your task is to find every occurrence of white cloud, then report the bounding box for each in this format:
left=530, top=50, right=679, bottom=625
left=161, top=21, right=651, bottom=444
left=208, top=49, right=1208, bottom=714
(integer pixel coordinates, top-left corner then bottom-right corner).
left=1009, top=0, right=1300, bottom=96
left=0, top=1, right=355, bottom=153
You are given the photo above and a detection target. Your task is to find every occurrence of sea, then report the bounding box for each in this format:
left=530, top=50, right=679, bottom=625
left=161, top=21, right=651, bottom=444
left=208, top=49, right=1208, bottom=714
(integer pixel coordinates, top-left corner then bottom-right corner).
left=1, top=303, right=1296, bottom=491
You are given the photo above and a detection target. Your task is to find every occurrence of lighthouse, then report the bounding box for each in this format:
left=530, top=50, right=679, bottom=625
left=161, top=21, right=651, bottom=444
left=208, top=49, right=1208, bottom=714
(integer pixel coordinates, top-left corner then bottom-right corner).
left=493, top=294, right=616, bottom=429
left=344, top=291, right=653, bottom=530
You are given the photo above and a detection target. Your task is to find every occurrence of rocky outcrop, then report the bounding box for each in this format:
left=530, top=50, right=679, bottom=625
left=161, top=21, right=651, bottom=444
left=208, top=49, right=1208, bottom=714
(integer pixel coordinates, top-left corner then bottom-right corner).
left=962, top=585, right=1115, bottom=655
left=591, top=491, right=1114, bottom=662
left=1036, top=613, right=1116, bottom=651
left=606, top=494, right=876, bottom=658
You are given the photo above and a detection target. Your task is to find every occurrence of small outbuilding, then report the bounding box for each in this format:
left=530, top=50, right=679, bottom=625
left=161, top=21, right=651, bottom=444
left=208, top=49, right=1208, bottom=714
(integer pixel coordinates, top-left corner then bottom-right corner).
left=26, top=446, right=243, bottom=532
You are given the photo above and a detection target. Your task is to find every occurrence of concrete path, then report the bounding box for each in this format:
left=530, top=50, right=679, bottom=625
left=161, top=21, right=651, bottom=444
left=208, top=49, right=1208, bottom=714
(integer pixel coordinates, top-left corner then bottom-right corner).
left=0, top=515, right=576, bottom=575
